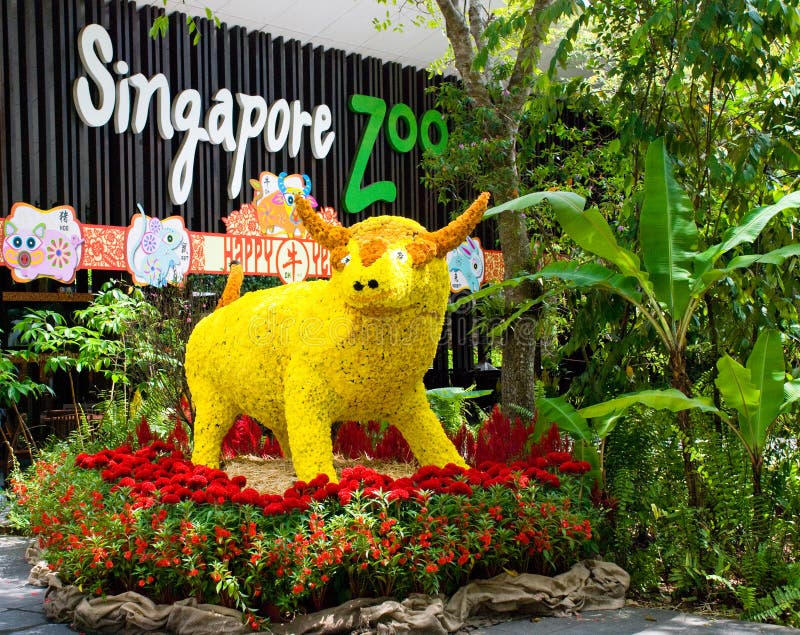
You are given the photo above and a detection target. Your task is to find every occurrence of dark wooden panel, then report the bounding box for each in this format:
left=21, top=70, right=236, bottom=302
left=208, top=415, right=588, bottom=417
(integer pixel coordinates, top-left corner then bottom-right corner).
left=0, top=0, right=475, bottom=237
left=0, top=1, right=8, bottom=213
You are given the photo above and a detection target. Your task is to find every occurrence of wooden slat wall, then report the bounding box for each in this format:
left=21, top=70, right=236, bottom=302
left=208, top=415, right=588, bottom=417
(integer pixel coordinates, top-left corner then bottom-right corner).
left=0, top=0, right=496, bottom=246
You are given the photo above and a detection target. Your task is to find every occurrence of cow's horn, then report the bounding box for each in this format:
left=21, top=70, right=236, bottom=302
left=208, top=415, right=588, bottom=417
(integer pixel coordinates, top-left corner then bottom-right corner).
left=427, top=192, right=490, bottom=255
left=295, top=197, right=351, bottom=249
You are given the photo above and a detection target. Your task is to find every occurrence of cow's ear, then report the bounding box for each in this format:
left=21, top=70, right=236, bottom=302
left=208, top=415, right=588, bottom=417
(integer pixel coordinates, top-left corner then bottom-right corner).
left=407, top=237, right=438, bottom=267
left=427, top=192, right=490, bottom=256
left=295, top=197, right=350, bottom=250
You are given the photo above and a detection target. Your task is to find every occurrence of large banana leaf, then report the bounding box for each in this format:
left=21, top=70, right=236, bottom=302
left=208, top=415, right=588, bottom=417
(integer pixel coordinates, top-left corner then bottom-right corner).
left=448, top=260, right=642, bottom=315
left=460, top=261, right=643, bottom=337
left=484, top=190, right=642, bottom=279
left=577, top=388, right=717, bottom=419
left=483, top=191, right=586, bottom=219
left=694, top=191, right=800, bottom=276
left=538, top=389, right=717, bottom=438
left=536, top=396, right=603, bottom=481
left=550, top=205, right=642, bottom=277
left=744, top=329, right=785, bottom=454
left=691, top=243, right=800, bottom=297
left=535, top=261, right=642, bottom=302
left=715, top=355, right=761, bottom=444
left=640, top=139, right=698, bottom=320
left=537, top=397, right=593, bottom=443
left=537, top=390, right=717, bottom=484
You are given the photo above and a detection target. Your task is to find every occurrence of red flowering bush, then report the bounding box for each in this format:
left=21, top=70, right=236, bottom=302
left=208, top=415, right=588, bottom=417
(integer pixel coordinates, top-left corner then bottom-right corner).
left=227, top=407, right=573, bottom=469
left=221, top=417, right=416, bottom=462
left=221, top=415, right=284, bottom=459
left=9, top=419, right=597, bottom=628
left=452, top=405, right=568, bottom=466
left=333, top=420, right=414, bottom=461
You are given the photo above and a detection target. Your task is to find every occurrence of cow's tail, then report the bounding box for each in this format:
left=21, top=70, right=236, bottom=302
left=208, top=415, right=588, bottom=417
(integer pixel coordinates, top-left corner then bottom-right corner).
left=216, top=260, right=244, bottom=309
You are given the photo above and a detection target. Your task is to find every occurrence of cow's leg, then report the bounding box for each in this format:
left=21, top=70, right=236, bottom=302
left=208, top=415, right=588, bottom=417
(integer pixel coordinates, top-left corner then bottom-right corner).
left=283, top=372, right=337, bottom=482
left=190, top=394, right=239, bottom=469
left=285, top=411, right=337, bottom=482
left=386, top=383, right=467, bottom=468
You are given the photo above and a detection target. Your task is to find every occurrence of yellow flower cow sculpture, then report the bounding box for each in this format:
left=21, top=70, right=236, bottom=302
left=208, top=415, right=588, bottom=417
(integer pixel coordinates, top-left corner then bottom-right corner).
left=186, top=192, right=490, bottom=482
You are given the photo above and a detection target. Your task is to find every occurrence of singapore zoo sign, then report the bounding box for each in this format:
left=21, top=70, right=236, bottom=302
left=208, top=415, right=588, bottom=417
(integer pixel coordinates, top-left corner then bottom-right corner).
left=72, top=24, right=449, bottom=213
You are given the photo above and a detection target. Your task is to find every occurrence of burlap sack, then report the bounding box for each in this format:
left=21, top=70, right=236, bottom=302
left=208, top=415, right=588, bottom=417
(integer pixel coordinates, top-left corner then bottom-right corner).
left=39, top=558, right=629, bottom=634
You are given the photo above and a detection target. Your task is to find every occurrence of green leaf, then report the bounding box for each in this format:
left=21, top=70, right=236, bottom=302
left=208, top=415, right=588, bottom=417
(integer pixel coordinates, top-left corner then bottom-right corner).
left=715, top=354, right=761, bottom=449
left=695, top=190, right=800, bottom=276
left=745, top=329, right=785, bottom=453
left=483, top=191, right=586, bottom=219
left=594, top=413, right=622, bottom=438
left=537, top=397, right=593, bottom=443
left=536, top=261, right=642, bottom=303
left=577, top=388, right=717, bottom=419
left=691, top=244, right=800, bottom=296
left=449, top=261, right=643, bottom=316
left=640, top=138, right=698, bottom=319
left=782, top=379, right=800, bottom=414
left=426, top=387, right=492, bottom=400
left=149, top=15, right=169, bottom=40
left=485, top=295, right=553, bottom=337
left=748, top=243, right=800, bottom=265
left=550, top=205, right=642, bottom=277
left=665, top=67, right=684, bottom=91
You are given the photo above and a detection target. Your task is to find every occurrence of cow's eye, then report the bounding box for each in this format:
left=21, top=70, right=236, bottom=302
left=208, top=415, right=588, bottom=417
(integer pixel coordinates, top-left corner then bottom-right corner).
left=340, top=254, right=351, bottom=266
left=393, top=249, right=408, bottom=262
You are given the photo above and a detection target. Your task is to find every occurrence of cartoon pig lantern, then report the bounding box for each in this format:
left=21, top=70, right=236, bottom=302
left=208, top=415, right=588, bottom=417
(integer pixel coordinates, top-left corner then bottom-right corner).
left=2, top=203, right=84, bottom=284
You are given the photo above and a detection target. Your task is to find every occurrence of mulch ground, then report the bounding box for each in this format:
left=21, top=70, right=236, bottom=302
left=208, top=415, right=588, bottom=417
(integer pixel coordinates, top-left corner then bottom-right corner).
left=223, top=455, right=418, bottom=495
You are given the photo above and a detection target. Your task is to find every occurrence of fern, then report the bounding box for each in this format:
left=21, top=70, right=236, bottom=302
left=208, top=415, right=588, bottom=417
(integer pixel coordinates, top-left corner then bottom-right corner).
left=742, top=582, right=800, bottom=625
left=504, top=402, right=535, bottom=422
left=737, top=585, right=758, bottom=614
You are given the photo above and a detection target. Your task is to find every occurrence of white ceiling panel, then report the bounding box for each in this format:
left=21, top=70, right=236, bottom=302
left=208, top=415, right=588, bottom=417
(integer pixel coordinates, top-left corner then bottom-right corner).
left=134, top=0, right=450, bottom=71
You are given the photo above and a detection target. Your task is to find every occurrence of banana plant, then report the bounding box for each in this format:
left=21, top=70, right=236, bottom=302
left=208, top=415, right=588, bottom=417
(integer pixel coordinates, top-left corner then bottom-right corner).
left=536, top=389, right=718, bottom=488
left=715, top=328, right=800, bottom=498
left=474, top=138, right=800, bottom=507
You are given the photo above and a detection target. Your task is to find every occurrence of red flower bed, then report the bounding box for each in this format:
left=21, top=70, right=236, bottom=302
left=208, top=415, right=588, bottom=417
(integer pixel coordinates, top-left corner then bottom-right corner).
left=75, top=440, right=589, bottom=516
left=13, top=416, right=596, bottom=624
left=220, top=406, right=582, bottom=472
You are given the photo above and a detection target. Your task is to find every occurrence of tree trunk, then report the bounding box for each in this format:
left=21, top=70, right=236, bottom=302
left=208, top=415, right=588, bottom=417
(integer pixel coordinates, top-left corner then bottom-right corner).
left=432, top=0, right=557, bottom=416
left=752, top=457, right=762, bottom=497
left=494, top=157, right=538, bottom=415
left=670, top=348, right=703, bottom=508
left=751, top=457, right=770, bottom=542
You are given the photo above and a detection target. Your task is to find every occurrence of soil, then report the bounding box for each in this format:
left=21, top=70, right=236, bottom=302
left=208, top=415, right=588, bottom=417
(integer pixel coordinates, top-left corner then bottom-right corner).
left=223, top=455, right=418, bottom=495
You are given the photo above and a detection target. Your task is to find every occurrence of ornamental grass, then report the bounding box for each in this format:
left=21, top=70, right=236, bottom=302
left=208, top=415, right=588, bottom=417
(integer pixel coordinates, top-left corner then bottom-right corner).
left=9, top=417, right=600, bottom=629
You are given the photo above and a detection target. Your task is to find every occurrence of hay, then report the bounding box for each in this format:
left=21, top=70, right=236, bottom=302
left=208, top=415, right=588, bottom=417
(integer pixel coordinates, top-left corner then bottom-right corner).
left=224, top=455, right=419, bottom=495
